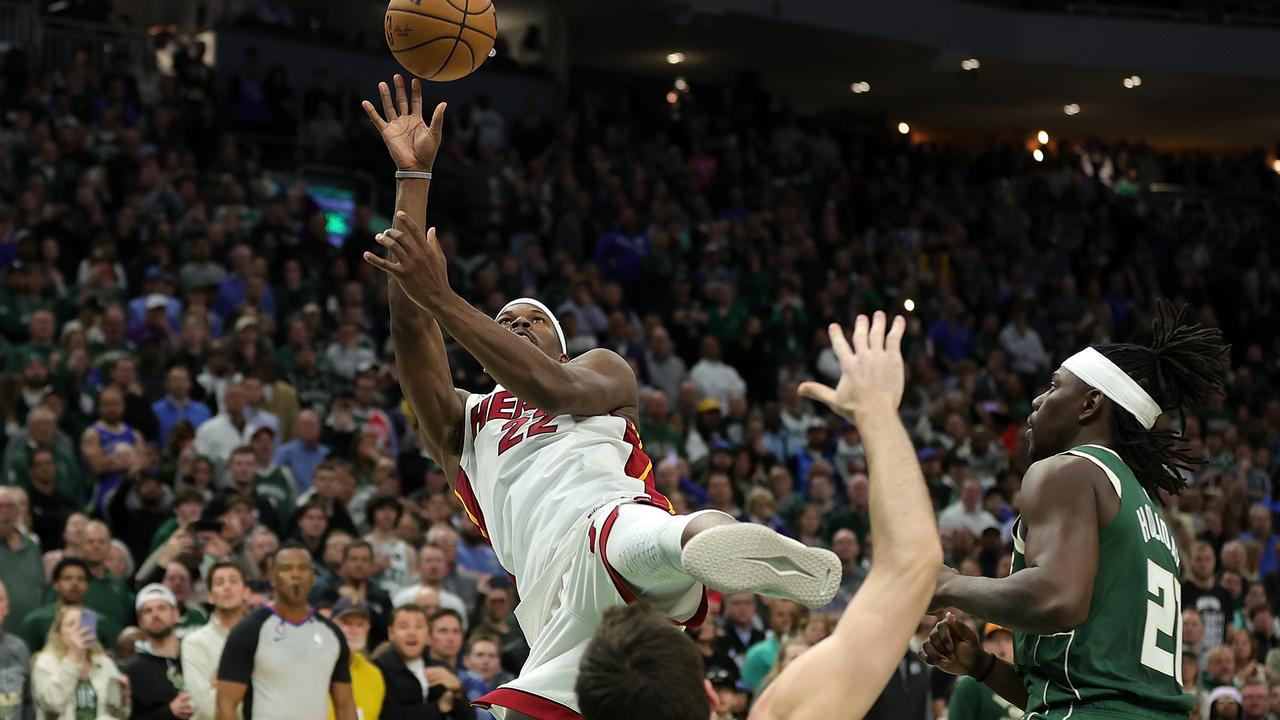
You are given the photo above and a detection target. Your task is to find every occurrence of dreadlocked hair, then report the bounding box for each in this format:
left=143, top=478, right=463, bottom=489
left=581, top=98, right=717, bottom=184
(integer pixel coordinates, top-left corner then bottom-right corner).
left=1094, top=299, right=1229, bottom=502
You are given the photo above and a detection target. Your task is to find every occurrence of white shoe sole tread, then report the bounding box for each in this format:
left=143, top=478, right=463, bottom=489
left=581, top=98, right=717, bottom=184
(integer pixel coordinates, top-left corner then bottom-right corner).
left=681, top=523, right=841, bottom=608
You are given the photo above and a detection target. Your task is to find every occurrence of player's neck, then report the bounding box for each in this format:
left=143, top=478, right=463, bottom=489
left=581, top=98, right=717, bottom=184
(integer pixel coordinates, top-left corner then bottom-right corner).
left=1070, top=427, right=1112, bottom=452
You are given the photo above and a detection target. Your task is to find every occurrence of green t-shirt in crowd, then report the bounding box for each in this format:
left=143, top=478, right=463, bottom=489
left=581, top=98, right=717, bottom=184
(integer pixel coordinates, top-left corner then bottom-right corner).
left=0, top=535, right=43, bottom=637
left=20, top=603, right=122, bottom=653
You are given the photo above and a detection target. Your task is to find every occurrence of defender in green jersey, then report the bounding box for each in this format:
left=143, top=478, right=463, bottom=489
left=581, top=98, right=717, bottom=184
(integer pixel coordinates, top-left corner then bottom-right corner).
left=920, top=302, right=1228, bottom=719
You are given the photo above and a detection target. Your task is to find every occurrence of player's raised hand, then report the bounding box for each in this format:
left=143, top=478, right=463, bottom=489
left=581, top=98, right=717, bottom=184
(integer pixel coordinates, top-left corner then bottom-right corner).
left=919, top=612, right=986, bottom=677
left=798, top=311, right=906, bottom=423
left=362, top=73, right=446, bottom=172
left=364, top=211, right=452, bottom=311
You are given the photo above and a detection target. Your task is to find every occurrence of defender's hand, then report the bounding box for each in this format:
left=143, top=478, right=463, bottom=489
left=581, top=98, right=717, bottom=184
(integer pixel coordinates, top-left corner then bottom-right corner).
left=797, top=311, right=906, bottom=423
left=362, top=74, right=445, bottom=172
left=364, top=211, right=452, bottom=311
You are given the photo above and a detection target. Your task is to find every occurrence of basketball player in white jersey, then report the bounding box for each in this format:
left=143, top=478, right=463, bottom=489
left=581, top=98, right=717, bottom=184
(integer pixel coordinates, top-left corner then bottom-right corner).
left=360, top=75, right=841, bottom=719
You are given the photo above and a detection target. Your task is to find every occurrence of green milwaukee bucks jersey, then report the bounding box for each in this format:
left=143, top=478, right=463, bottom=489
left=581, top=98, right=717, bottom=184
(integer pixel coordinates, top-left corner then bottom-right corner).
left=1010, top=444, right=1194, bottom=719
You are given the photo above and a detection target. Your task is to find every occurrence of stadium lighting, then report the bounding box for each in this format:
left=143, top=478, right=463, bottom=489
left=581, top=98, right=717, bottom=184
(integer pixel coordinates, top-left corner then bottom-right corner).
left=904, top=298, right=916, bottom=312
left=666, top=52, right=686, bottom=65
left=1123, top=78, right=1134, bottom=89
left=1032, top=148, right=1045, bottom=162
left=1063, top=103, right=1081, bottom=116
left=674, top=77, right=689, bottom=92
left=961, top=58, right=981, bottom=71
left=850, top=81, right=871, bottom=94
left=1037, top=130, right=1050, bottom=144
left=1272, top=159, right=1280, bottom=174
left=1124, top=74, right=1143, bottom=89
left=898, top=122, right=911, bottom=135
left=666, top=91, right=679, bottom=104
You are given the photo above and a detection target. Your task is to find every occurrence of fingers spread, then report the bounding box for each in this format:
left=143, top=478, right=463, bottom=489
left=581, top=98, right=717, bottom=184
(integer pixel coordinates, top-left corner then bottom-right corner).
left=430, top=101, right=447, bottom=136
left=395, top=209, right=424, bottom=238
left=797, top=381, right=837, bottom=408
left=393, top=74, right=409, bottom=115
left=887, top=314, right=906, bottom=354
left=827, top=323, right=855, bottom=366
left=852, top=314, right=870, bottom=353
left=363, top=251, right=401, bottom=275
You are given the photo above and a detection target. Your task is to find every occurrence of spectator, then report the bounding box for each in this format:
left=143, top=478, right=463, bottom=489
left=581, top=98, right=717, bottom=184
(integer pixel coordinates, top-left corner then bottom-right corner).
left=328, top=598, right=386, bottom=720
left=1241, top=680, right=1269, bottom=720
left=216, top=544, right=356, bottom=720
left=458, top=634, right=512, bottom=720
left=272, top=410, right=329, bottom=493
left=32, top=605, right=130, bottom=718
left=1184, top=541, right=1235, bottom=649
left=644, top=328, right=687, bottom=405
left=152, top=366, right=212, bottom=447
left=182, top=561, right=248, bottom=720
left=1241, top=504, right=1280, bottom=578
left=161, top=562, right=210, bottom=633
left=426, top=609, right=466, bottom=674
left=324, top=322, right=377, bottom=382
left=207, top=447, right=283, bottom=535
left=248, top=426, right=297, bottom=529
left=4, top=406, right=85, bottom=503
left=715, top=593, right=764, bottom=677
left=0, top=579, right=31, bottom=719
left=289, top=461, right=358, bottom=539
left=938, top=479, right=1000, bottom=537
left=123, top=583, right=193, bottom=719
left=392, top=546, right=470, bottom=622
left=0, top=487, right=44, bottom=636
left=374, top=604, right=473, bottom=720
left=26, top=447, right=80, bottom=550
left=80, top=386, right=144, bottom=512
left=423, top=527, right=478, bottom=614
left=997, top=305, right=1051, bottom=384
left=740, top=599, right=806, bottom=690
left=193, top=382, right=257, bottom=481
left=689, top=337, right=747, bottom=410
left=365, top=495, right=417, bottom=594
left=313, top=540, right=393, bottom=647
left=831, top=529, right=868, bottom=596
left=822, top=473, right=869, bottom=545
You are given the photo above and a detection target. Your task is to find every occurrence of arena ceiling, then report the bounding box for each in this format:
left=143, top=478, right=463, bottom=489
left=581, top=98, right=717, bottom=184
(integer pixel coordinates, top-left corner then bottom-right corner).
left=558, top=0, right=1280, bottom=149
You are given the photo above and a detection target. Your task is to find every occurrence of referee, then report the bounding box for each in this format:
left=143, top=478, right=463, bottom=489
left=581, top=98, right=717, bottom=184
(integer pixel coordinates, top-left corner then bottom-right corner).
left=216, top=543, right=358, bottom=720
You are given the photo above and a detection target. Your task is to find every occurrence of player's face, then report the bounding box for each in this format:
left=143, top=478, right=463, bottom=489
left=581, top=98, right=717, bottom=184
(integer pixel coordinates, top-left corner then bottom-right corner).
left=497, top=303, right=564, bottom=362
left=1026, top=370, right=1089, bottom=461
left=390, top=611, right=429, bottom=659
left=271, top=548, right=315, bottom=605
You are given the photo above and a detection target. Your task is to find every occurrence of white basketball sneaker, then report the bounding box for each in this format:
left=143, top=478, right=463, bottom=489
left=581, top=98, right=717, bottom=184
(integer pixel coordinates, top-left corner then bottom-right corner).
left=681, top=523, right=842, bottom=608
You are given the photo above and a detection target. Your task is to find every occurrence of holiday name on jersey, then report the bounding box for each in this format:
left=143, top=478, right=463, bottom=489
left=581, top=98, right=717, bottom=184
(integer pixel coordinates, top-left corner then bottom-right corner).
left=469, top=391, right=561, bottom=455
left=1135, top=504, right=1180, bottom=567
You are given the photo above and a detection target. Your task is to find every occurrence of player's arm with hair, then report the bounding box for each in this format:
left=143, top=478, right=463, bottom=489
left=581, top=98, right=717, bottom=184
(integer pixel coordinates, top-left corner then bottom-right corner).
left=931, top=455, right=1101, bottom=635
left=749, top=313, right=943, bottom=720
left=366, top=213, right=638, bottom=420
left=362, top=74, right=468, bottom=479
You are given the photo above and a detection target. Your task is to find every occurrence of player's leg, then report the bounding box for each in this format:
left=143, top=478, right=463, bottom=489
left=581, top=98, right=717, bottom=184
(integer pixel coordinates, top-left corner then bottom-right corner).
left=602, top=503, right=840, bottom=609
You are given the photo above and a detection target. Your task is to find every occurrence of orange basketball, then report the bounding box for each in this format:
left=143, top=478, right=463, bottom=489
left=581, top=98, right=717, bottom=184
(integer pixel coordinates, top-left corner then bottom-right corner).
left=384, top=0, right=497, bottom=82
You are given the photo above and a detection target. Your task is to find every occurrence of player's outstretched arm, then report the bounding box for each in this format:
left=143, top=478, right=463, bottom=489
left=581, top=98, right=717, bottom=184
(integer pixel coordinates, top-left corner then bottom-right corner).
left=366, top=212, right=637, bottom=420
left=362, top=75, right=467, bottom=476
left=750, top=313, right=943, bottom=720
left=931, top=456, right=1100, bottom=635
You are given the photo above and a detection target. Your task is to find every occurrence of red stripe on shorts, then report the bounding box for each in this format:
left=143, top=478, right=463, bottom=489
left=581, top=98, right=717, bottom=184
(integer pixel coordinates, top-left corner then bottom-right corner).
left=473, top=687, right=582, bottom=719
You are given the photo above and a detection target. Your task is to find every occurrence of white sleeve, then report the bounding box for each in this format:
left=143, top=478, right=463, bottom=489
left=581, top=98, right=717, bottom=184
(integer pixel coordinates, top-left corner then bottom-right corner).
left=182, top=630, right=218, bottom=720
left=32, top=651, right=81, bottom=714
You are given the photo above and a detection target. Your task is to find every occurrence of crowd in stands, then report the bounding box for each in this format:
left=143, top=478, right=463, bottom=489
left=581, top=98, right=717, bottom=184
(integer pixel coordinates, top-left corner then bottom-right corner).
left=2, top=25, right=1280, bottom=720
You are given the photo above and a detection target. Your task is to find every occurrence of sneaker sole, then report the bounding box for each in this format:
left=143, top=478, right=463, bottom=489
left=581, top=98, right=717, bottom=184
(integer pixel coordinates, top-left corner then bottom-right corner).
left=681, top=523, right=841, bottom=608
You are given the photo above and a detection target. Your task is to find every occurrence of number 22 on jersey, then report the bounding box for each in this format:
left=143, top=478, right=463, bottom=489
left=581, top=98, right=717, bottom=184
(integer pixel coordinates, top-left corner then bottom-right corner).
left=1141, top=559, right=1183, bottom=683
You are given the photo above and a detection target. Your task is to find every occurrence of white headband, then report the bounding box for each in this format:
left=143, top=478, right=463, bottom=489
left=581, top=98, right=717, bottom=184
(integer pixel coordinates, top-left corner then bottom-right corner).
left=1061, top=347, right=1162, bottom=429
left=497, top=297, right=567, bottom=356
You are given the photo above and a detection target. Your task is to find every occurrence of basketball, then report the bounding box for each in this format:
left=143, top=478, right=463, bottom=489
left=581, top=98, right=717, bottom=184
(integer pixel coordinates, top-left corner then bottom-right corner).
left=385, top=0, right=497, bottom=82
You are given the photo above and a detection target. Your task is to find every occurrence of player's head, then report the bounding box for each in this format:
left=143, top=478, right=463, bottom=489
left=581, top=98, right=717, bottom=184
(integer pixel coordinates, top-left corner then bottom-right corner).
left=1027, top=300, right=1228, bottom=499
left=577, top=602, right=716, bottom=720
left=496, top=298, right=568, bottom=363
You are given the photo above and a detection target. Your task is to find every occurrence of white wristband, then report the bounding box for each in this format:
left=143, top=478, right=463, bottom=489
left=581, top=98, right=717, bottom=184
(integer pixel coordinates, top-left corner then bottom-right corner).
left=395, top=170, right=433, bottom=180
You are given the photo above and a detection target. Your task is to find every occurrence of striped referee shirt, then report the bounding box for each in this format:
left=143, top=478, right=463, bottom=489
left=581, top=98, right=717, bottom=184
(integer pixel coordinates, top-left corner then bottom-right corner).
left=217, top=605, right=350, bottom=719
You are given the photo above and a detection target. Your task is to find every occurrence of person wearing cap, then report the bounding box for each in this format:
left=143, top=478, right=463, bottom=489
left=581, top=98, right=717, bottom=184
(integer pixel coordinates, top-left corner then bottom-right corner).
left=123, top=582, right=194, bottom=719
left=946, top=622, right=1020, bottom=720
left=1206, top=686, right=1243, bottom=720
left=328, top=597, right=386, bottom=720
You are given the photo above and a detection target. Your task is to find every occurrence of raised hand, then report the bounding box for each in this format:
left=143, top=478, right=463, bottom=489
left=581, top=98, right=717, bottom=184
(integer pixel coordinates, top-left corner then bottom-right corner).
left=798, top=311, right=906, bottom=423
left=362, top=74, right=446, bottom=172
left=364, top=211, right=451, bottom=311
left=918, top=612, right=987, bottom=677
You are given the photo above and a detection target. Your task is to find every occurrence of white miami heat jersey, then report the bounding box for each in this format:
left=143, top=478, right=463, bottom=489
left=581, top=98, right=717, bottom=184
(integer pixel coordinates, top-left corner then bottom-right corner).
left=455, top=386, right=672, bottom=590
